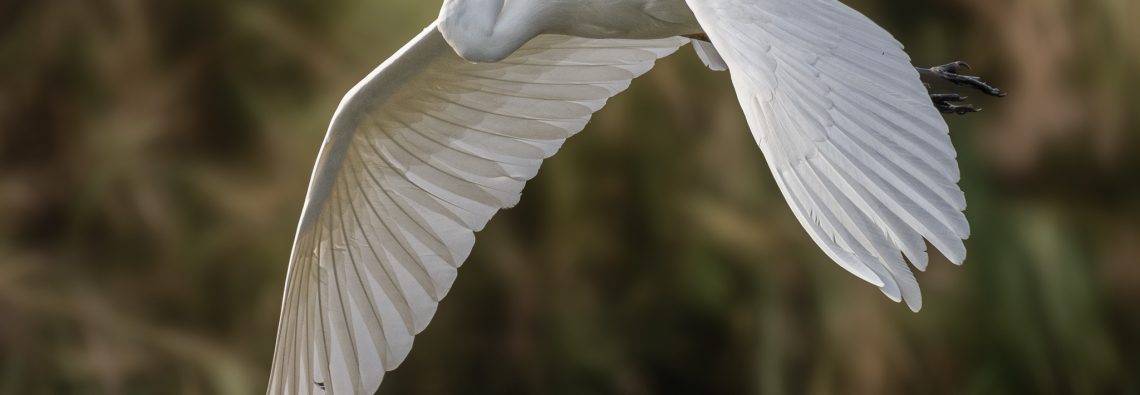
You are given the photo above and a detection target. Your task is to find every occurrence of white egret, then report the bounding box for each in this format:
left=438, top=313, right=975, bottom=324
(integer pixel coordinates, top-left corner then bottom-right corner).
left=267, top=0, right=1004, bottom=393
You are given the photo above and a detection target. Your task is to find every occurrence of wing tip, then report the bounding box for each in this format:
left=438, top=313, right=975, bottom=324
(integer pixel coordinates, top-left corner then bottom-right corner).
left=905, top=295, right=923, bottom=312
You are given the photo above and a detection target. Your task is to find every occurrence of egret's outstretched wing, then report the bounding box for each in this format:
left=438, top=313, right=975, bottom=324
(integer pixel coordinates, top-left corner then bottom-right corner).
left=267, top=22, right=686, bottom=395
left=685, top=0, right=969, bottom=310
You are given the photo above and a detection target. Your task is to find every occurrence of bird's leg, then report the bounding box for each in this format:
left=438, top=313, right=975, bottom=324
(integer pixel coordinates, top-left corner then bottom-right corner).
left=918, top=61, right=1006, bottom=115
left=923, top=61, right=1006, bottom=97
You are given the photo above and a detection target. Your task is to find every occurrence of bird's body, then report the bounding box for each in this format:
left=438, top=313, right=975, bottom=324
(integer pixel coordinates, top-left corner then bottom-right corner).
left=524, top=0, right=701, bottom=38
left=268, top=1, right=1004, bottom=393
left=439, top=0, right=701, bottom=62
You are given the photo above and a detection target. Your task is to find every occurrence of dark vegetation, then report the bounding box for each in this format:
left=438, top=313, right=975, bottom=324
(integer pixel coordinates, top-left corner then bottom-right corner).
left=1, top=0, right=1138, bottom=393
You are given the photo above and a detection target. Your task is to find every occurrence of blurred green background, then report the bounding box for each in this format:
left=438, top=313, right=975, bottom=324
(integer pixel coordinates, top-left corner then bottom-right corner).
left=2, top=0, right=1139, bottom=394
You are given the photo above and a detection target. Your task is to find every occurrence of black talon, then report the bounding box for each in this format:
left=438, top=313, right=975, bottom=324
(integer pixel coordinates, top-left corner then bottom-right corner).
left=933, top=60, right=971, bottom=75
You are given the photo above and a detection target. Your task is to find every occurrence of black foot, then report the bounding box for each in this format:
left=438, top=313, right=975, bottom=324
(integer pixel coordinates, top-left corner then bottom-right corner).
left=919, top=61, right=1006, bottom=115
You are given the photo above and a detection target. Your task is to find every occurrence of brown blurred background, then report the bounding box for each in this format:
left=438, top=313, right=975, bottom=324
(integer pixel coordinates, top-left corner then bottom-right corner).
left=1, top=0, right=1138, bottom=394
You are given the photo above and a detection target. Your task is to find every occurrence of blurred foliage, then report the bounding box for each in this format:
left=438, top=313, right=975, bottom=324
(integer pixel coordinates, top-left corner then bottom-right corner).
left=1, top=0, right=1139, bottom=394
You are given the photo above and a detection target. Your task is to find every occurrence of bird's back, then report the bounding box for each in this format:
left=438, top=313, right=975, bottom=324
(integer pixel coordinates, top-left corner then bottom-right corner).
left=527, top=0, right=703, bottom=39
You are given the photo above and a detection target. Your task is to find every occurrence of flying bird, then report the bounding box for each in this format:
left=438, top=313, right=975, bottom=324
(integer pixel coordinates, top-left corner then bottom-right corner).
left=267, top=0, right=1005, bottom=393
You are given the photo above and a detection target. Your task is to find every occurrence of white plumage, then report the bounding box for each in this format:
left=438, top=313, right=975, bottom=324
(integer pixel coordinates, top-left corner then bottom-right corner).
left=267, top=0, right=970, bottom=393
